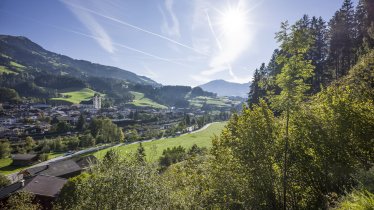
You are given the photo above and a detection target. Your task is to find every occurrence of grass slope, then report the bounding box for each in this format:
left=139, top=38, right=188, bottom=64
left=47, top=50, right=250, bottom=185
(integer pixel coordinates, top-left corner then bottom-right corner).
left=189, top=96, right=239, bottom=108
left=0, top=66, right=17, bottom=74
left=50, top=88, right=97, bottom=104
left=94, top=122, right=227, bottom=162
left=128, top=91, right=167, bottom=109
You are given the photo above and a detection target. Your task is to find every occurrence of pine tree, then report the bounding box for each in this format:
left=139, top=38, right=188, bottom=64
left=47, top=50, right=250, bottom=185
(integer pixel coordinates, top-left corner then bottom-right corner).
left=355, top=0, right=374, bottom=55
left=309, top=16, right=328, bottom=92
left=136, top=142, right=146, bottom=163
left=76, top=114, right=86, bottom=131
left=327, top=0, right=356, bottom=79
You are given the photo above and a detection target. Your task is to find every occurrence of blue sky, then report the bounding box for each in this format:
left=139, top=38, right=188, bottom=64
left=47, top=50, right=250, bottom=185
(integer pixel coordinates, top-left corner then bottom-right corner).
left=0, top=0, right=358, bottom=86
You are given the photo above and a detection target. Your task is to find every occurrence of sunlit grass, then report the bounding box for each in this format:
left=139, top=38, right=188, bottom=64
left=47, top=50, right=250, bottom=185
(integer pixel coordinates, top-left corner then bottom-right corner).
left=128, top=91, right=167, bottom=109
left=93, top=122, right=227, bottom=162
left=50, top=88, right=97, bottom=104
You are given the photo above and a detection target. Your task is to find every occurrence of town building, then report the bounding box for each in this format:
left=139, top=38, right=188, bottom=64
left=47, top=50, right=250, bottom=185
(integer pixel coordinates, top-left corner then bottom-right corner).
left=93, top=94, right=101, bottom=110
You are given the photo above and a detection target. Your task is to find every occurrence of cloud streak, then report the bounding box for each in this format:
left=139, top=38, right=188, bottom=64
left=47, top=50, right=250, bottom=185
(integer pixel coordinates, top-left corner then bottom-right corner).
left=160, top=0, right=180, bottom=39
left=61, top=0, right=115, bottom=53
left=63, top=0, right=206, bottom=56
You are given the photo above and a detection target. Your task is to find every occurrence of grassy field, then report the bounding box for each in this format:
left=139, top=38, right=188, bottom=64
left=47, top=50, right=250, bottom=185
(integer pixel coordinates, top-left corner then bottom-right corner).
left=0, top=65, right=17, bottom=74
left=93, top=122, right=227, bottom=162
left=0, top=152, right=63, bottom=175
left=189, top=96, right=237, bottom=108
left=9, top=61, right=25, bottom=69
left=50, top=88, right=98, bottom=104
left=127, top=91, right=167, bottom=109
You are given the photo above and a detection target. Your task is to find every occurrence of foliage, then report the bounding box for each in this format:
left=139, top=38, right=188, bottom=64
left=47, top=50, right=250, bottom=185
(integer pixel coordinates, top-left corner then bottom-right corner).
left=24, top=136, right=36, bottom=152
left=55, top=152, right=168, bottom=210
left=0, top=87, right=20, bottom=103
left=37, top=153, right=49, bottom=161
left=2, top=191, right=40, bottom=210
left=159, top=146, right=187, bottom=169
left=89, top=117, right=124, bottom=143
left=0, top=140, right=11, bottom=158
left=136, top=143, right=146, bottom=163
left=79, top=133, right=95, bottom=148
left=0, top=174, right=10, bottom=188
left=334, top=190, right=374, bottom=210
left=162, top=155, right=213, bottom=209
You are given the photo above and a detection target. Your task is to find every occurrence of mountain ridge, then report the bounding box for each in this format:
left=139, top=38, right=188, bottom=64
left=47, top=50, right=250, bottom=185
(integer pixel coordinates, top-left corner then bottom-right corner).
left=0, top=35, right=159, bottom=86
left=199, top=79, right=250, bottom=98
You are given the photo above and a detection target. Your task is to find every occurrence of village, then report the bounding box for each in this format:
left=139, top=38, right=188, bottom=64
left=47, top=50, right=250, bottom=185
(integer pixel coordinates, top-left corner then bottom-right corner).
left=0, top=93, right=232, bottom=209
left=0, top=94, right=223, bottom=142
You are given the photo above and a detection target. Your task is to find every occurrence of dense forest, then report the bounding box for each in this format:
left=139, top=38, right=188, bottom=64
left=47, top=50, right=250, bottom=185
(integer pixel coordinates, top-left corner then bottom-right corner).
left=1, top=0, right=373, bottom=209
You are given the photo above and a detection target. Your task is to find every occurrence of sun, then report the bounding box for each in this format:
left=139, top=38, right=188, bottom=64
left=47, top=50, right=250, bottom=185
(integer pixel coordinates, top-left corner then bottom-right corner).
left=218, top=6, right=248, bottom=34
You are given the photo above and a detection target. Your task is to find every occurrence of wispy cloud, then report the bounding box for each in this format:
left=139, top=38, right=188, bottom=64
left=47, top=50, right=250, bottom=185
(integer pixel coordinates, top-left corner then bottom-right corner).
left=63, top=0, right=206, bottom=56
left=61, top=0, right=115, bottom=54
left=160, top=0, right=180, bottom=39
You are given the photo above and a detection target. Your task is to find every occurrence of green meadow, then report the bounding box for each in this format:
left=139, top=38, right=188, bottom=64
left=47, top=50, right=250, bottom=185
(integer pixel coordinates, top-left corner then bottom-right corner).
left=127, top=91, right=167, bottom=109
left=50, top=88, right=98, bottom=104
left=93, top=122, right=227, bottom=162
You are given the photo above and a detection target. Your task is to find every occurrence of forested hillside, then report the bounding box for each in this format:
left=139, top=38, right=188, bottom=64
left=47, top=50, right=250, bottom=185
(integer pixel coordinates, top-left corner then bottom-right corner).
left=0, top=36, right=217, bottom=108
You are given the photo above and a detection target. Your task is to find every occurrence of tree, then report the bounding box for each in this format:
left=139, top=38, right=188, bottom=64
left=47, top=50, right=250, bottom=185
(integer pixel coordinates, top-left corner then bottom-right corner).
left=24, top=136, right=36, bottom=152
left=79, top=133, right=95, bottom=148
left=89, top=117, right=124, bottom=143
left=0, top=140, right=11, bottom=158
left=136, top=143, right=146, bottom=163
left=309, top=16, right=328, bottom=92
left=0, top=87, right=20, bottom=104
left=274, top=20, right=314, bottom=209
left=55, top=121, right=71, bottom=133
left=355, top=0, right=374, bottom=56
left=0, top=174, right=10, bottom=188
left=327, top=0, right=356, bottom=79
left=159, top=146, right=187, bottom=169
left=76, top=114, right=86, bottom=131
left=55, top=173, right=91, bottom=210
left=2, top=191, right=40, bottom=210
left=54, top=156, right=168, bottom=209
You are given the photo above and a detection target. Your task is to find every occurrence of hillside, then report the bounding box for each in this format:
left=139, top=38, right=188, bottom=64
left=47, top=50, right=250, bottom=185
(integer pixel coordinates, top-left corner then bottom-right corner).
left=199, top=79, right=249, bottom=97
left=0, top=35, right=158, bottom=86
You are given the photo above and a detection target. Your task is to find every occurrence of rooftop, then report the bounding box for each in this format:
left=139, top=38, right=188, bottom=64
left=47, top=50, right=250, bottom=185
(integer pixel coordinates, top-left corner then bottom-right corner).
left=40, top=159, right=81, bottom=177
left=11, top=154, right=37, bottom=160
left=22, top=175, right=67, bottom=197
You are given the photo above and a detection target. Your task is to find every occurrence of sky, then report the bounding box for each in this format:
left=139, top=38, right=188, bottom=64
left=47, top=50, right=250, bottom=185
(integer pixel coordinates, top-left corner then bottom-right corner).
left=0, top=0, right=359, bottom=86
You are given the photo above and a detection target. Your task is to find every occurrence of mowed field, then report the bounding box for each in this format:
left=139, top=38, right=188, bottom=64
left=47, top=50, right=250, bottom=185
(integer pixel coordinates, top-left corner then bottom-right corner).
left=50, top=88, right=97, bottom=104
left=93, top=121, right=227, bottom=162
left=127, top=91, right=167, bottom=109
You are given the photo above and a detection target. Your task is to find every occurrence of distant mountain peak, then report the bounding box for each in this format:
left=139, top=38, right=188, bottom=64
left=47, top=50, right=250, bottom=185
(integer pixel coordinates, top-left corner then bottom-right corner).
left=199, top=79, right=250, bottom=98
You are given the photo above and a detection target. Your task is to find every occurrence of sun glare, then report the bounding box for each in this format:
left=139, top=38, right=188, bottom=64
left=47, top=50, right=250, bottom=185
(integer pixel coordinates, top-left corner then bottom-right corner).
left=219, top=6, right=248, bottom=34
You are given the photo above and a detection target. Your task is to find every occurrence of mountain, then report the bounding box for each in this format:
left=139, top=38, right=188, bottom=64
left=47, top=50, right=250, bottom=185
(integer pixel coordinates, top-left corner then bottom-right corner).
left=199, top=80, right=250, bottom=98
left=0, top=35, right=159, bottom=86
